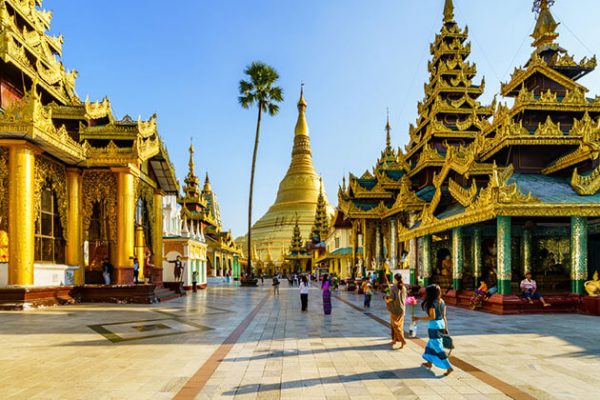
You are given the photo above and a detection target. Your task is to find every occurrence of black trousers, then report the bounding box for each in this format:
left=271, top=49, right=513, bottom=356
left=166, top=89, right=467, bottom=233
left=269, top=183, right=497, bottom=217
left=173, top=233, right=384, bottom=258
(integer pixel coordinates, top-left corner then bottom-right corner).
left=300, top=293, right=308, bottom=311
left=133, top=270, right=139, bottom=284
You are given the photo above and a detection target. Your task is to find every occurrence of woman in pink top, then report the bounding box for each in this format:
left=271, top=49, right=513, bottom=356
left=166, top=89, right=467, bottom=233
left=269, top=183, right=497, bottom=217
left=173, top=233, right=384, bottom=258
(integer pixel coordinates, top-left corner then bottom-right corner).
left=520, top=272, right=550, bottom=307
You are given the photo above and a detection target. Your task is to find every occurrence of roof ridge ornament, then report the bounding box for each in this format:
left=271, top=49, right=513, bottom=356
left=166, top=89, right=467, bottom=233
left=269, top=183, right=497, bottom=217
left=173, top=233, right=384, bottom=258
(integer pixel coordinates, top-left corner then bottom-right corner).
left=531, top=0, right=559, bottom=48
left=443, top=0, right=455, bottom=23
left=385, top=108, right=392, bottom=150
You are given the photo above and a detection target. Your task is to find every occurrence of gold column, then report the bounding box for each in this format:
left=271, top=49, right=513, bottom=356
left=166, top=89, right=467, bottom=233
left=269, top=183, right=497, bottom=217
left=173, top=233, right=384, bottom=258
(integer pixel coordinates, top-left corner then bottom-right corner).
left=115, top=168, right=135, bottom=284
left=66, top=168, right=83, bottom=285
left=153, top=191, right=163, bottom=276
left=8, top=143, right=36, bottom=286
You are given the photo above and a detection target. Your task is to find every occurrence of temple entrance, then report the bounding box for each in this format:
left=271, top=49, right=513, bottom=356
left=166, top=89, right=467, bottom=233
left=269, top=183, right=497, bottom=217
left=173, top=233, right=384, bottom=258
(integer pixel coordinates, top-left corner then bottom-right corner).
left=86, top=200, right=112, bottom=283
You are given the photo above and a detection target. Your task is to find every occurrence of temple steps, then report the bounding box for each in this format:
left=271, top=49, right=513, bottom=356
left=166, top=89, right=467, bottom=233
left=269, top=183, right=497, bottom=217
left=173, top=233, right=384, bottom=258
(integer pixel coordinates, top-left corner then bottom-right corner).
left=155, top=286, right=182, bottom=302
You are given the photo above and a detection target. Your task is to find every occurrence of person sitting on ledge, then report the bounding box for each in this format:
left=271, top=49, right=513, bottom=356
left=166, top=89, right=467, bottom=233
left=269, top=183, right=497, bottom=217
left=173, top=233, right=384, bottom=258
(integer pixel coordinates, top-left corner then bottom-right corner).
left=520, top=272, right=551, bottom=307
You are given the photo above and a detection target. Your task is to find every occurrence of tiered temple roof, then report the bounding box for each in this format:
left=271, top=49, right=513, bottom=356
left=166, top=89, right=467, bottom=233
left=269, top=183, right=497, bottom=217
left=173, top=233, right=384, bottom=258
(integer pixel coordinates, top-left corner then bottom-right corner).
left=340, top=0, right=600, bottom=242
left=400, top=0, right=600, bottom=240
left=0, top=0, right=178, bottom=192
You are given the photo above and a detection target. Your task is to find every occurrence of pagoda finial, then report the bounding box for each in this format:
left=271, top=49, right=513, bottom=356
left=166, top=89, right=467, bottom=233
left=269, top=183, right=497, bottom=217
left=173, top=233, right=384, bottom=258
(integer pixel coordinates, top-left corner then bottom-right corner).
left=443, top=0, right=455, bottom=23
left=385, top=108, right=392, bottom=150
left=298, top=82, right=307, bottom=110
left=531, top=0, right=559, bottom=48
left=203, top=172, right=212, bottom=193
left=188, top=138, right=195, bottom=175
left=294, top=83, right=309, bottom=137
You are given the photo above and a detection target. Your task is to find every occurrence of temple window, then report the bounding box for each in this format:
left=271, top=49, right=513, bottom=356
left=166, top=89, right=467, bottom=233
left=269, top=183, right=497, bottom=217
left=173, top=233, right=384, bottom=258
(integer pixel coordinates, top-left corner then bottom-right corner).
left=34, top=185, right=65, bottom=263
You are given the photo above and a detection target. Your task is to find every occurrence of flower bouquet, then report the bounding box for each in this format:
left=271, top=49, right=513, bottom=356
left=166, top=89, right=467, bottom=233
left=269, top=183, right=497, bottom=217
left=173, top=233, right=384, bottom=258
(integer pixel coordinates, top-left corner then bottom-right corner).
left=406, top=295, right=418, bottom=337
left=470, top=291, right=485, bottom=309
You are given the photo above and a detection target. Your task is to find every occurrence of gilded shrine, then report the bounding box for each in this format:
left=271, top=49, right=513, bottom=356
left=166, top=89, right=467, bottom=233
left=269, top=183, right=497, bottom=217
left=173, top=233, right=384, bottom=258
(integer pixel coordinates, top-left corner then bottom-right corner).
left=339, top=0, right=600, bottom=313
left=0, top=0, right=178, bottom=307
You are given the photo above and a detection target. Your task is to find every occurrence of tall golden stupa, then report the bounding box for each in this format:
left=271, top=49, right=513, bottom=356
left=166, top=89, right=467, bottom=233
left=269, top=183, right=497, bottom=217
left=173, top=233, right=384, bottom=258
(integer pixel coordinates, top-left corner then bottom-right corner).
left=245, top=86, right=333, bottom=264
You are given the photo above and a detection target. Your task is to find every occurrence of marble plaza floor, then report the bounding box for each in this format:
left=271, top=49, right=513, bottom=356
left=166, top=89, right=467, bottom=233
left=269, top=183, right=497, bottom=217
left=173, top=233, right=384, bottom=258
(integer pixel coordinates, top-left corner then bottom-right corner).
left=0, top=280, right=598, bottom=400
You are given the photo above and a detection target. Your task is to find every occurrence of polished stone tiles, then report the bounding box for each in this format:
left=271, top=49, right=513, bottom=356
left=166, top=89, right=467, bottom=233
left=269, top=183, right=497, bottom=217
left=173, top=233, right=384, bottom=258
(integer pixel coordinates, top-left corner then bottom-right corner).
left=0, top=281, right=599, bottom=399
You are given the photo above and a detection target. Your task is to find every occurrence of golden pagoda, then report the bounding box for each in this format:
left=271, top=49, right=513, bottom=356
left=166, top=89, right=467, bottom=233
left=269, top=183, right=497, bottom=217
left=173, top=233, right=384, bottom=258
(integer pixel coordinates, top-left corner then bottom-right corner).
left=244, top=86, right=333, bottom=268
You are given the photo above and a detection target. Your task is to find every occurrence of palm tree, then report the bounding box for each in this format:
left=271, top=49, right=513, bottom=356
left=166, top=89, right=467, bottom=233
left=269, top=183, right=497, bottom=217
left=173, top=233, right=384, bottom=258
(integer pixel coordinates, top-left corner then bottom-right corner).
left=239, top=61, right=284, bottom=279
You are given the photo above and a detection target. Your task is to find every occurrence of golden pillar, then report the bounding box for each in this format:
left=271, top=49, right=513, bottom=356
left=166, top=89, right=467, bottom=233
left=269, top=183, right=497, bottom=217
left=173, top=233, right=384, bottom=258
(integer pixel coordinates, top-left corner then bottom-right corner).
left=153, top=191, right=163, bottom=275
left=115, top=169, right=135, bottom=284
left=66, top=168, right=83, bottom=284
left=8, top=143, right=36, bottom=286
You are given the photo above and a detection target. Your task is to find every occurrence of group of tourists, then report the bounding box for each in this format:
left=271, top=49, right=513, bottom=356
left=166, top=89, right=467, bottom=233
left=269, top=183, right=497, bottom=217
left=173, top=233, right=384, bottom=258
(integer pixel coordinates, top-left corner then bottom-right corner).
left=290, top=271, right=454, bottom=376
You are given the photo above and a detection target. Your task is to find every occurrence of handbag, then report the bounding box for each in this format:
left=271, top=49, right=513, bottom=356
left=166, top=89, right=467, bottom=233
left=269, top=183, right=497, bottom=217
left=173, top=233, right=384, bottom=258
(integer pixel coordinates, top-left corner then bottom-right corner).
left=441, top=334, right=454, bottom=355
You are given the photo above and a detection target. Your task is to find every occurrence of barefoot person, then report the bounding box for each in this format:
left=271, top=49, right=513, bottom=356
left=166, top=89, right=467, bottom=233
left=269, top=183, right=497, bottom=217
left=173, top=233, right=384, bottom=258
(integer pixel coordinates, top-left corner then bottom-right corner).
left=413, top=284, right=453, bottom=376
left=520, top=272, right=551, bottom=307
left=299, top=275, right=309, bottom=312
left=321, top=274, right=332, bottom=315
left=385, top=273, right=407, bottom=350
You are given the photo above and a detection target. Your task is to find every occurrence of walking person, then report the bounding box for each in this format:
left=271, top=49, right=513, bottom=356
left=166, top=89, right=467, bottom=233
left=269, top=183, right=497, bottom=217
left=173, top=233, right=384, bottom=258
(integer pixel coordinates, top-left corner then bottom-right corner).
left=192, top=270, right=198, bottom=293
left=363, top=282, right=373, bottom=311
left=321, top=274, right=332, bottom=315
left=385, top=273, right=407, bottom=350
left=413, top=284, right=454, bottom=376
left=300, top=275, right=309, bottom=311
left=132, top=257, right=140, bottom=284
left=272, top=274, right=280, bottom=296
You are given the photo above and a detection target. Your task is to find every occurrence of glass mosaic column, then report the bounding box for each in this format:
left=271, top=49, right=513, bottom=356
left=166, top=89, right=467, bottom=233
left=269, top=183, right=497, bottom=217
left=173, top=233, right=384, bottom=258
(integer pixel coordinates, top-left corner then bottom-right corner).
left=570, top=216, right=588, bottom=295
left=409, top=238, right=417, bottom=285
left=375, top=223, right=381, bottom=269
left=389, top=219, right=397, bottom=269
left=473, top=228, right=482, bottom=288
left=452, top=227, right=463, bottom=290
left=523, top=228, right=532, bottom=276
left=497, top=216, right=512, bottom=295
left=422, top=235, right=432, bottom=286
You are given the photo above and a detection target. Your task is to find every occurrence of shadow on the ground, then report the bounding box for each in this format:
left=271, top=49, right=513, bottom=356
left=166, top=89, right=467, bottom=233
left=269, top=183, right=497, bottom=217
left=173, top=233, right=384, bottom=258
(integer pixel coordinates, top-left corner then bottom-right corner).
left=222, top=367, right=437, bottom=396
left=222, top=343, right=392, bottom=362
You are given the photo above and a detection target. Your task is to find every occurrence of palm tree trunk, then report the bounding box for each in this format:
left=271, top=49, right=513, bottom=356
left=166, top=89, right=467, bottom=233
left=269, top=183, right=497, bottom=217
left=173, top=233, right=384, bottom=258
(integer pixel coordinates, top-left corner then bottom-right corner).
left=247, top=103, right=262, bottom=278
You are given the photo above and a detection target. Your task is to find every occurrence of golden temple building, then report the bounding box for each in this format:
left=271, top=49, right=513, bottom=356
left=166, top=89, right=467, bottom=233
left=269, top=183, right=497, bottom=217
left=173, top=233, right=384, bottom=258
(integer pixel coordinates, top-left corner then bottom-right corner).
left=0, top=0, right=179, bottom=307
left=339, top=0, right=600, bottom=313
left=242, top=86, right=333, bottom=273
left=162, top=143, right=243, bottom=288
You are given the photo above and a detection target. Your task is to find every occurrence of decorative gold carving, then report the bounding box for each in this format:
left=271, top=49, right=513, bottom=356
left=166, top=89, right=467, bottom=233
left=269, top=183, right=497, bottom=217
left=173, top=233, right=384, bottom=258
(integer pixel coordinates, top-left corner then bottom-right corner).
left=82, top=170, right=118, bottom=243
left=470, top=164, right=539, bottom=211
left=0, top=147, right=8, bottom=223
left=535, top=116, right=563, bottom=136
left=33, top=155, right=68, bottom=239
left=84, top=97, right=113, bottom=120
left=572, top=164, right=600, bottom=196
left=448, top=178, right=477, bottom=207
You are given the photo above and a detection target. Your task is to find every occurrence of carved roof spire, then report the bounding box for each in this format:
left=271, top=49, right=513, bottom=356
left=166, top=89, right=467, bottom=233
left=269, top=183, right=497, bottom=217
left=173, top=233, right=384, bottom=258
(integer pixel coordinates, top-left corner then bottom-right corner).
left=443, top=0, right=455, bottom=23
left=532, top=0, right=559, bottom=48
left=188, top=138, right=195, bottom=175
left=385, top=108, right=392, bottom=150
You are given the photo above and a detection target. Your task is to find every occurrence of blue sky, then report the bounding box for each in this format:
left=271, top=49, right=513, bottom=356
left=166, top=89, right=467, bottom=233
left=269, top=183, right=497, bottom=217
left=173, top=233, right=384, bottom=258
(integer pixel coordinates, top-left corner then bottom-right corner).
left=49, top=0, right=600, bottom=237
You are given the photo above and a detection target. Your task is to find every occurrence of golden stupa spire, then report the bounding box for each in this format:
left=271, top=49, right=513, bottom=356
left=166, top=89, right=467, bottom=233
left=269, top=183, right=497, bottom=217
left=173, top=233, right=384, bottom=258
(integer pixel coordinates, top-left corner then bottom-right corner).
left=203, top=172, right=212, bottom=193
left=294, top=82, right=308, bottom=137
left=531, top=0, right=559, bottom=48
left=443, top=0, right=455, bottom=23
left=385, top=108, right=392, bottom=150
